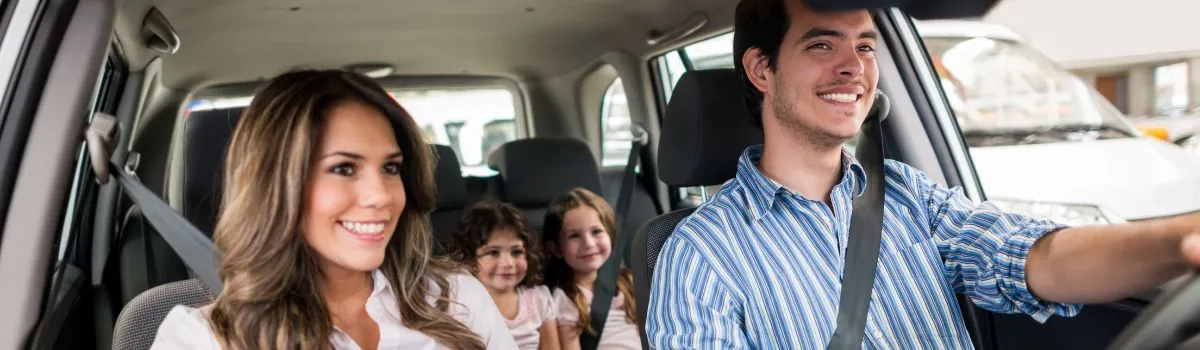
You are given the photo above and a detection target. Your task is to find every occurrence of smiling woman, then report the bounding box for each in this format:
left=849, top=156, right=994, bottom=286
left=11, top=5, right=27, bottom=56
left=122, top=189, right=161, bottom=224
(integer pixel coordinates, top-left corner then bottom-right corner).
left=148, top=69, right=517, bottom=349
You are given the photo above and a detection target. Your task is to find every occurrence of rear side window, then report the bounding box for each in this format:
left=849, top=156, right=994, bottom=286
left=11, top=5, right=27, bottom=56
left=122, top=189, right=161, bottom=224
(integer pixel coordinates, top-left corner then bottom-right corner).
left=185, top=87, right=520, bottom=177
left=600, top=78, right=634, bottom=167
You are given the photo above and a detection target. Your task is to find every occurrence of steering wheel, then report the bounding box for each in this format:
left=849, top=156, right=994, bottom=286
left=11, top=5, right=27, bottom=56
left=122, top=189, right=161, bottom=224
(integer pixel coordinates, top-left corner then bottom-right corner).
left=1109, top=272, right=1200, bottom=349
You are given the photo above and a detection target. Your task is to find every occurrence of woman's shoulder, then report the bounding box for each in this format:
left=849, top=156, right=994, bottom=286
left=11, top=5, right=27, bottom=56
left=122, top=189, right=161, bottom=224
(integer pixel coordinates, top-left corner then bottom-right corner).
left=442, top=272, right=487, bottom=298
left=149, top=304, right=221, bottom=350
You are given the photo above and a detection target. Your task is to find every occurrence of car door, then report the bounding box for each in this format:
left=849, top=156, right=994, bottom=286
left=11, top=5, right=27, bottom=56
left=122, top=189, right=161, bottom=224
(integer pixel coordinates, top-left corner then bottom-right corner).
left=0, top=0, right=116, bottom=348
left=885, top=8, right=1153, bottom=350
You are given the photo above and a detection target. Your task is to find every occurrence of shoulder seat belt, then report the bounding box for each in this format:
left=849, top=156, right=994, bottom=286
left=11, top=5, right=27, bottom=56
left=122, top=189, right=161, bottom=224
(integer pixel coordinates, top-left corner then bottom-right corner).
left=86, top=112, right=224, bottom=295
left=826, top=91, right=890, bottom=350
left=581, top=124, right=648, bottom=350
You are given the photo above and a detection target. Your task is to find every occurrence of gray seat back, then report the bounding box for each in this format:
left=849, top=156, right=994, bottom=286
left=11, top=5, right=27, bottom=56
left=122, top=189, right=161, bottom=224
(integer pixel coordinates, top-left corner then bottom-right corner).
left=111, top=279, right=214, bottom=350
left=630, top=68, right=762, bottom=345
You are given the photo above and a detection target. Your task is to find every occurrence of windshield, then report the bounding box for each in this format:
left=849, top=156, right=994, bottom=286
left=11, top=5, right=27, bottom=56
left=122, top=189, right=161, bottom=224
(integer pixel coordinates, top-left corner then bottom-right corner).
left=924, top=36, right=1138, bottom=145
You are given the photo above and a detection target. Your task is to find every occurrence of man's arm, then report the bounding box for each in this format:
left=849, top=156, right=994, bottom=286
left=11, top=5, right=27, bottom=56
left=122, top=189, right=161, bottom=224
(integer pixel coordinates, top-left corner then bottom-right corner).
left=647, top=231, right=747, bottom=349
left=897, top=161, right=1082, bottom=321
left=1025, top=212, right=1200, bottom=304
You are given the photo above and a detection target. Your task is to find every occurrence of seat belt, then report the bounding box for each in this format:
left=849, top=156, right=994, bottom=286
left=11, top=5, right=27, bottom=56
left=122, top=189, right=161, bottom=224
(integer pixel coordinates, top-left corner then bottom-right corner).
left=86, top=112, right=224, bottom=295
left=827, top=91, right=890, bottom=350
left=581, top=124, right=648, bottom=350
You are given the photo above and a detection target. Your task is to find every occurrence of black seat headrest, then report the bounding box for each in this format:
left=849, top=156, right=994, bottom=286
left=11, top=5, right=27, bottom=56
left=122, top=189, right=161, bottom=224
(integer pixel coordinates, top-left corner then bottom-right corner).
left=658, top=69, right=763, bottom=187
left=658, top=69, right=892, bottom=188
left=181, top=107, right=245, bottom=237
left=487, top=137, right=603, bottom=206
left=432, top=144, right=468, bottom=209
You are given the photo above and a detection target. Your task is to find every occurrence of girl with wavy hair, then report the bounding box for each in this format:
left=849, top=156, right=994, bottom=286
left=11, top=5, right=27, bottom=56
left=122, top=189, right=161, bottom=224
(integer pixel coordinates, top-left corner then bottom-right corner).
left=151, top=69, right=517, bottom=349
left=445, top=201, right=561, bottom=350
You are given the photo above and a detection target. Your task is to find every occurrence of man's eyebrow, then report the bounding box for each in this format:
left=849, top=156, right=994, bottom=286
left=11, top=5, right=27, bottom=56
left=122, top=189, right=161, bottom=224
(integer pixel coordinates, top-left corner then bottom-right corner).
left=800, top=27, right=843, bottom=41
left=799, top=28, right=879, bottom=41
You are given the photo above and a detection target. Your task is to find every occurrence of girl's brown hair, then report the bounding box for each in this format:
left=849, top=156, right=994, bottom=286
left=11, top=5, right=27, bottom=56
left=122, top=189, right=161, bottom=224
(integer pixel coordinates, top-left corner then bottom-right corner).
left=541, top=187, right=636, bottom=335
left=207, top=69, right=484, bottom=349
left=445, top=201, right=543, bottom=287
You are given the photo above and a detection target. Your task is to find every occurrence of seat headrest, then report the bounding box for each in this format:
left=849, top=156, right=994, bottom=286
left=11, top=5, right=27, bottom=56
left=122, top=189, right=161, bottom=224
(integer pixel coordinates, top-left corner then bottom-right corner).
left=658, top=69, right=763, bottom=187
left=432, top=144, right=468, bottom=209
left=181, top=107, right=245, bottom=236
left=487, top=138, right=603, bottom=206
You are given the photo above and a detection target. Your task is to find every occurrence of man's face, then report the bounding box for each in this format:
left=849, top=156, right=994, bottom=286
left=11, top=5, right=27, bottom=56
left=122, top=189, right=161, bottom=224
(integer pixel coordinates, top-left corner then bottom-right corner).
left=749, top=1, right=879, bottom=148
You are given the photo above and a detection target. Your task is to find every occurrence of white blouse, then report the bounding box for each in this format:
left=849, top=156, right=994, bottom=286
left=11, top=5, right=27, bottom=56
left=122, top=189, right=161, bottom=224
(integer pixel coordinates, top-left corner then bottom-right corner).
left=150, top=270, right=518, bottom=349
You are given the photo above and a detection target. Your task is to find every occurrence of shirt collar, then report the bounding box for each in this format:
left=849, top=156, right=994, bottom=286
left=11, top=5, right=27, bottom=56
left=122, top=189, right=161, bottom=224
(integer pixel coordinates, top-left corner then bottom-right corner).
left=735, top=144, right=868, bottom=221
left=371, top=269, right=392, bottom=295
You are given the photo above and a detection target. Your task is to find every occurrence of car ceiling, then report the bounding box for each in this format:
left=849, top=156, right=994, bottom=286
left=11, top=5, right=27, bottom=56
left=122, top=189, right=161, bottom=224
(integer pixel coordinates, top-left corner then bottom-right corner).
left=112, top=0, right=738, bottom=91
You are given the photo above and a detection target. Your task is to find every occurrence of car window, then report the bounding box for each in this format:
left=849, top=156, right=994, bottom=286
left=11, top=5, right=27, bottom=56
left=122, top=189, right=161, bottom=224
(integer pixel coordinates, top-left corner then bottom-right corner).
left=601, top=77, right=635, bottom=167
left=923, top=36, right=1139, bottom=147
left=391, top=88, right=518, bottom=177
left=186, top=87, right=520, bottom=177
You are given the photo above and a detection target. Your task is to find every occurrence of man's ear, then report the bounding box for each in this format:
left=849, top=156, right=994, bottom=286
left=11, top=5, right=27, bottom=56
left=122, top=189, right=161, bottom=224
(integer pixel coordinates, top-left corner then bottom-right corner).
left=741, top=47, right=772, bottom=95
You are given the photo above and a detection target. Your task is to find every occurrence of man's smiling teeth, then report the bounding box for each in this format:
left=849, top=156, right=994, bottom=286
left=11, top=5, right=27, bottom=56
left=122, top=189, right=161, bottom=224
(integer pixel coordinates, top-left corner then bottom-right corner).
left=340, top=221, right=385, bottom=235
left=819, top=93, right=859, bottom=103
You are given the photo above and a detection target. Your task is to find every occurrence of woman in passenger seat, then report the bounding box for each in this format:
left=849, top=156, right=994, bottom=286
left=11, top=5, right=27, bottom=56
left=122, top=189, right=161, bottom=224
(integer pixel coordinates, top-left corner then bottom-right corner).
left=150, top=69, right=517, bottom=350
left=445, top=201, right=561, bottom=350
left=542, top=188, right=641, bottom=350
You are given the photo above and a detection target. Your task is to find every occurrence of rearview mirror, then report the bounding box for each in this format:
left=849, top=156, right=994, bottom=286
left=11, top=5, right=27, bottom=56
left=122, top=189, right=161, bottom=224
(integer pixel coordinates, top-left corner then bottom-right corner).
left=804, top=0, right=1001, bottom=20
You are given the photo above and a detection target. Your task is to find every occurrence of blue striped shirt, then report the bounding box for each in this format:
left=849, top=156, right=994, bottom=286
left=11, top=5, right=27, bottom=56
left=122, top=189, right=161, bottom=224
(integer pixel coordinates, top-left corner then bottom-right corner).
left=646, top=145, right=1082, bottom=349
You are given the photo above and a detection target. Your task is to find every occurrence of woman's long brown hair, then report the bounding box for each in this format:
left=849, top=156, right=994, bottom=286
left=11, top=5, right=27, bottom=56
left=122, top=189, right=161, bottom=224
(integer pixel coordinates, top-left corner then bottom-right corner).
left=541, top=187, right=637, bottom=336
left=206, top=69, right=485, bottom=349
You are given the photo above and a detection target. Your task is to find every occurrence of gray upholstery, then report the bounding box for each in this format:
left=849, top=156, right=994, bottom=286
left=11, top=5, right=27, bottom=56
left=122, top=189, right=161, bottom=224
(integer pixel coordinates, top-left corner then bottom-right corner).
left=112, top=279, right=214, bottom=350
left=117, top=207, right=188, bottom=305
left=487, top=137, right=604, bottom=233
left=631, top=69, right=759, bottom=345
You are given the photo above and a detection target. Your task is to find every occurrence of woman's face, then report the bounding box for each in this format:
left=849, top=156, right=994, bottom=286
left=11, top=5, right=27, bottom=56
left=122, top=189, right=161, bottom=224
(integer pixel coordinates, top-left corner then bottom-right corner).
left=554, top=206, right=611, bottom=276
left=303, top=100, right=406, bottom=276
left=474, top=228, right=528, bottom=293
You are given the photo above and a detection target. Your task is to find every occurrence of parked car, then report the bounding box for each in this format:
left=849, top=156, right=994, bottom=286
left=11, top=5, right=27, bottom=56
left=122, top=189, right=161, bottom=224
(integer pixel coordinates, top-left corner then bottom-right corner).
left=917, top=20, right=1200, bottom=224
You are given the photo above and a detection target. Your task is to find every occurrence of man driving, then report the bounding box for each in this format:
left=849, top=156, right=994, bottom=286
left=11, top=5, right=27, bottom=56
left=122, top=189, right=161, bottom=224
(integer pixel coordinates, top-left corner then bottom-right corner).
left=645, top=0, right=1200, bottom=348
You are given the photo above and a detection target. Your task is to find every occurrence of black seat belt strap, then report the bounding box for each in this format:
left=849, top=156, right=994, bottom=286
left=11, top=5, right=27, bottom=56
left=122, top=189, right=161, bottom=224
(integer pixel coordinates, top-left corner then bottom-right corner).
left=827, top=92, right=889, bottom=350
left=581, top=125, right=648, bottom=350
left=87, top=112, right=224, bottom=295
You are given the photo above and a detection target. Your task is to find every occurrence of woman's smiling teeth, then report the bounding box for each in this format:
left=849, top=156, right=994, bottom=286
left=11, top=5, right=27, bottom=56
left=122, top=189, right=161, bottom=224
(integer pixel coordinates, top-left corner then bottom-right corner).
left=339, top=221, right=385, bottom=235
left=819, top=93, right=859, bottom=103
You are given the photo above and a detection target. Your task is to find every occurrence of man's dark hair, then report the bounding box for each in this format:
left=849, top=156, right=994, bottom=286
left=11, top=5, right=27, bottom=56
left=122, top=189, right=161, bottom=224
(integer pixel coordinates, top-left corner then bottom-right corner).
left=734, top=0, right=792, bottom=129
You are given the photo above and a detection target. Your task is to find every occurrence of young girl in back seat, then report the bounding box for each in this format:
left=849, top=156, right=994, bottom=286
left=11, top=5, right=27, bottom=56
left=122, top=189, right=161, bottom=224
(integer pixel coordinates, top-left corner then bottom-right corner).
left=447, top=201, right=562, bottom=350
left=542, top=188, right=641, bottom=350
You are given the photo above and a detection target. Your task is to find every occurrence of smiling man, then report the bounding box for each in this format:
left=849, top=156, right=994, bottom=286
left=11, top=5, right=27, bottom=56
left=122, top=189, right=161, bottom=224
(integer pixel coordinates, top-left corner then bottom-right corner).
left=645, top=0, right=1200, bottom=348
